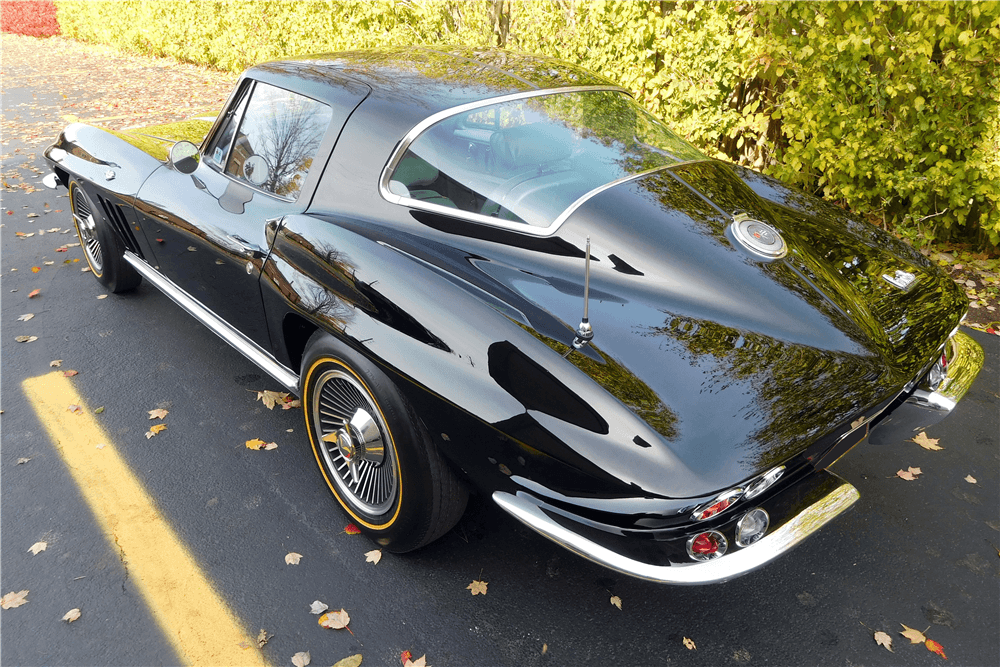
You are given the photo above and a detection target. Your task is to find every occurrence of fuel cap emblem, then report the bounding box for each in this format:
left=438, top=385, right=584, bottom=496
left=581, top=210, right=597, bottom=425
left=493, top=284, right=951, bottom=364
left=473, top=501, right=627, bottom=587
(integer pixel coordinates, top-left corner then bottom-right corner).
left=731, top=217, right=787, bottom=259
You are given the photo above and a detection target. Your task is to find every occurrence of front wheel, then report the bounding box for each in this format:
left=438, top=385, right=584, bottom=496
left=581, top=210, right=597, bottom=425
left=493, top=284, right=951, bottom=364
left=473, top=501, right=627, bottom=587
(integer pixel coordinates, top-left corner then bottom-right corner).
left=301, top=333, right=467, bottom=552
left=69, top=179, right=141, bottom=293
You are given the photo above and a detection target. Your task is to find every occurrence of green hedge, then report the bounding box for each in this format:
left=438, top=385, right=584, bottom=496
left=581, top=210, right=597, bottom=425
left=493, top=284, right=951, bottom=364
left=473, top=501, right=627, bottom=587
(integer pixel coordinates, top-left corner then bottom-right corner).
left=56, top=0, right=1000, bottom=248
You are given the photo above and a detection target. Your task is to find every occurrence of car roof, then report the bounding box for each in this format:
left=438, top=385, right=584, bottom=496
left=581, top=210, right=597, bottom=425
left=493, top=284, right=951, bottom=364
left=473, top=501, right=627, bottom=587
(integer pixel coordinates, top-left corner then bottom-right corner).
left=247, top=45, right=617, bottom=128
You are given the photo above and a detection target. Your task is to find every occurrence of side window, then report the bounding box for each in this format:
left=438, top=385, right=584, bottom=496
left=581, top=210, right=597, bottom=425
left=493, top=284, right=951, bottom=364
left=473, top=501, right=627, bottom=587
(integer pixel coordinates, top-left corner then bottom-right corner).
left=224, top=82, right=334, bottom=200
left=205, top=82, right=251, bottom=169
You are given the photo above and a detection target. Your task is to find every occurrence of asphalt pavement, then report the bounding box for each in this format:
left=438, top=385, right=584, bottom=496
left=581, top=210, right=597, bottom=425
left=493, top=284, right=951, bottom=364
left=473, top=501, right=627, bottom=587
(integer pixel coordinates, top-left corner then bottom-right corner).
left=2, top=50, right=999, bottom=667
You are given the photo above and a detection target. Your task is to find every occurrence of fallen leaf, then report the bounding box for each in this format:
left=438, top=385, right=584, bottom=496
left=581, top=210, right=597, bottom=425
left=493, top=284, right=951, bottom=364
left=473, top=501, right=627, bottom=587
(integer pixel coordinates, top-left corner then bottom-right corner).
left=255, top=389, right=289, bottom=410
left=912, top=432, right=943, bottom=450
left=96, top=294, right=108, bottom=300
left=95, top=443, right=106, bottom=450
left=145, top=423, right=167, bottom=439
left=94, top=406, right=105, bottom=414
left=281, top=398, right=301, bottom=410
left=610, top=594, right=622, bottom=610
left=332, top=655, right=363, bottom=667
left=16, top=457, right=31, bottom=465
left=28, top=289, right=40, bottom=298
left=683, top=637, right=696, bottom=650
left=148, top=409, right=168, bottom=420
left=467, top=580, right=488, bottom=596
left=187, top=246, right=197, bottom=251
left=965, top=474, right=977, bottom=484
left=319, top=608, right=350, bottom=630
left=400, top=651, right=413, bottom=665
left=1, top=590, right=29, bottom=609
left=285, top=552, right=302, bottom=565
left=27, top=212, right=38, bottom=218
left=245, top=438, right=266, bottom=450
left=43, top=261, right=54, bottom=265
left=291, top=652, right=311, bottom=667
left=925, top=638, right=947, bottom=660
left=63, top=370, right=79, bottom=377
left=14, top=335, right=38, bottom=343
left=365, top=549, right=382, bottom=565
left=16, top=313, right=34, bottom=321
left=31, top=266, right=40, bottom=273
left=404, top=655, right=427, bottom=667
left=900, top=624, right=928, bottom=644
left=27, top=541, right=47, bottom=555
left=82, top=267, right=91, bottom=272
left=309, top=600, right=328, bottom=615
left=62, top=608, right=81, bottom=623
left=498, top=463, right=512, bottom=475
left=875, top=631, right=894, bottom=652
left=263, top=442, right=278, bottom=451
left=50, top=359, right=62, bottom=367
left=67, top=404, right=83, bottom=414
left=344, top=523, right=361, bottom=535
left=256, top=628, right=269, bottom=648
left=896, top=467, right=922, bottom=481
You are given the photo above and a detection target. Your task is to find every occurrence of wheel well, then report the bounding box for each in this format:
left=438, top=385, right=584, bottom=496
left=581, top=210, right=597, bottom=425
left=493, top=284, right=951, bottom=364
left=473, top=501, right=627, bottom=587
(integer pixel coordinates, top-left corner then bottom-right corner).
left=282, top=313, right=318, bottom=374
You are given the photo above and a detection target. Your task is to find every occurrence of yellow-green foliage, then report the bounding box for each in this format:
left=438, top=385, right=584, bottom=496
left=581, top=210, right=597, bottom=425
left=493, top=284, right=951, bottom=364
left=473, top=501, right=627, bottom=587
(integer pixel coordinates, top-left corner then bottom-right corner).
left=56, top=0, right=999, bottom=248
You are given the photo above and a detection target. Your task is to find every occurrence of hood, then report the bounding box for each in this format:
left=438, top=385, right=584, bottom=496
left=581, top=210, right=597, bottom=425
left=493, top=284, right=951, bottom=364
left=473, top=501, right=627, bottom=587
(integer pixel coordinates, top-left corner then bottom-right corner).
left=471, top=161, right=966, bottom=494
left=103, top=117, right=216, bottom=162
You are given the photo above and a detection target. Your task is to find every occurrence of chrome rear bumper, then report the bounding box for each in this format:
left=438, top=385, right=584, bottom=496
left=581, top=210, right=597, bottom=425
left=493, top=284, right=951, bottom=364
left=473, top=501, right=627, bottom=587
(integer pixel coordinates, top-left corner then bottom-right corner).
left=869, top=330, right=983, bottom=444
left=493, top=474, right=859, bottom=585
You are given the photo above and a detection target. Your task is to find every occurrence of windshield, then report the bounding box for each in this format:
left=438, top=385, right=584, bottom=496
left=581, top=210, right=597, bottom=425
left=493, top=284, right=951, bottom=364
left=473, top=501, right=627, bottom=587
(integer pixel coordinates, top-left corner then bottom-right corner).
left=386, top=89, right=705, bottom=228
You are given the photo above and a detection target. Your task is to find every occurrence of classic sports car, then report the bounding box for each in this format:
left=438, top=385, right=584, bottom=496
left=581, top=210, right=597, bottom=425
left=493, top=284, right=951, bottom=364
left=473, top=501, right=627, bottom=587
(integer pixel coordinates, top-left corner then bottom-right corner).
left=43, top=46, right=983, bottom=584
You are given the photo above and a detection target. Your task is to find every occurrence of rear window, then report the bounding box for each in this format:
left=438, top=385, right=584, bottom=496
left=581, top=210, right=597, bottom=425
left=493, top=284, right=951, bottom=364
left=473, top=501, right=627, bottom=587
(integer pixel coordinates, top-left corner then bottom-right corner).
left=385, top=90, right=704, bottom=228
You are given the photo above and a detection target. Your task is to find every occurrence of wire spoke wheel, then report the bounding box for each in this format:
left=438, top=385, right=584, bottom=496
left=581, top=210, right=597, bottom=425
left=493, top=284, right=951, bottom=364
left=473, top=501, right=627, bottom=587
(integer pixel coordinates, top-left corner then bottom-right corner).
left=312, top=368, right=398, bottom=517
left=70, top=184, right=103, bottom=274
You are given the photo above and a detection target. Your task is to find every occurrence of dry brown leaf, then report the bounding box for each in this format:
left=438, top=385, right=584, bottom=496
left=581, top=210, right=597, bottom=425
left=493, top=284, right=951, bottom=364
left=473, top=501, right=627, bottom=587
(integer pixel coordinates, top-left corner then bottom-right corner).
left=683, top=637, right=696, bottom=650
left=28, top=288, right=40, bottom=298
left=145, top=423, right=167, bottom=439
left=49, top=359, right=62, bottom=367
left=245, top=438, right=266, bottom=450
left=404, top=655, right=428, bottom=667
left=16, top=313, right=34, bottom=321
left=263, top=442, right=278, bottom=451
left=27, top=541, right=47, bottom=555
left=14, top=335, right=38, bottom=343
left=285, top=552, right=302, bottom=565
left=256, top=628, right=269, bottom=648
left=319, top=608, right=350, bottom=630
left=147, top=409, right=168, bottom=420
left=365, top=549, right=382, bottom=565
left=896, top=467, right=922, bottom=481
left=1, top=590, right=29, bottom=609
left=912, top=432, right=943, bottom=450
left=309, top=600, right=328, bottom=615
left=965, top=474, right=977, bottom=484
left=332, top=655, right=363, bottom=667
left=291, top=652, right=311, bottom=667
left=610, top=595, right=622, bottom=610
left=95, top=443, right=106, bottom=450
left=874, top=631, right=894, bottom=652
left=63, top=370, right=79, bottom=377
left=96, top=294, right=108, bottom=300
left=467, top=580, right=488, bottom=596
left=900, top=624, right=928, bottom=644
left=16, top=457, right=31, bottom=465
left=255, top=389, right=289, bottom=410
left=62, top=608, right=81, bottom=623
left=68, top=404, right=83, bottom=415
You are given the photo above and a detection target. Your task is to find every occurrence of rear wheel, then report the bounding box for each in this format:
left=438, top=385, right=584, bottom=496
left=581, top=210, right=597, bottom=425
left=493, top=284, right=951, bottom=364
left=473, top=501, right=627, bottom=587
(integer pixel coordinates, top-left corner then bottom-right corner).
left=302, top=332, right=467, bottom=552
left=69, top=179, right=141, bottom=293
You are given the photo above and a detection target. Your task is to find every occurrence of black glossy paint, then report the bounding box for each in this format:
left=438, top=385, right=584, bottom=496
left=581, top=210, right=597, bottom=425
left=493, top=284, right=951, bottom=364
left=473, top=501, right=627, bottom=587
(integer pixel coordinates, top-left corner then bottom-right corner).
left=43, top=48, right=970, bottom=560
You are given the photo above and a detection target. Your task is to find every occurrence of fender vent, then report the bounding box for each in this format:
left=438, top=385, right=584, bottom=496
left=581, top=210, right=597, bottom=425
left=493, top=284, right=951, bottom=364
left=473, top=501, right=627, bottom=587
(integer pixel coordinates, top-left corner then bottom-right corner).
left=97, top=194, right=144, bottom=259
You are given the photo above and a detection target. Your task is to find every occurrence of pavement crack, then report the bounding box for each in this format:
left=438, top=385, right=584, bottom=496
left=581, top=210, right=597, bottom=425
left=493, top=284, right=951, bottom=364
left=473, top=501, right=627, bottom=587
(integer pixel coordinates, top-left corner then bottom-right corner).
left=111, top=526, right=129, bottom=594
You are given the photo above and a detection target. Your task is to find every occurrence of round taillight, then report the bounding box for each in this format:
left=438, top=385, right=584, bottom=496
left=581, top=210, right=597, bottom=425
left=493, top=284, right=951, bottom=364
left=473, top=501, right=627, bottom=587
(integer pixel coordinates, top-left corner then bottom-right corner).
left=686, top=531, right=728, bottom=561
left=735, top=508, right=769, bottom=547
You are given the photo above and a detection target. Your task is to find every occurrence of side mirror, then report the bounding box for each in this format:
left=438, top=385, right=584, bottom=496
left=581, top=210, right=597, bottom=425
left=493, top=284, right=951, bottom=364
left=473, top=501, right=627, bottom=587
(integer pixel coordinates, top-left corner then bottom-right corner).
left=169, top=141, right=200, bottom=174
left=243, top=155, right=270, bottom=186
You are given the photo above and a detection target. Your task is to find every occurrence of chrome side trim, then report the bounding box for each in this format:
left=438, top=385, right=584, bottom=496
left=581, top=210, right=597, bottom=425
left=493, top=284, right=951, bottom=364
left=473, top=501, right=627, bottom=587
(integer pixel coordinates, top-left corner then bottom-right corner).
left=493, top=478, right=860, bottom=585
left=122, top=252, right=299, bottom=393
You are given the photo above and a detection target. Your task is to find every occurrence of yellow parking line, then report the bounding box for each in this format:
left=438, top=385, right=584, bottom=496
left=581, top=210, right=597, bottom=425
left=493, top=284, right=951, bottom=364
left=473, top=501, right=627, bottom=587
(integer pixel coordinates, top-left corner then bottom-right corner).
left=23, top=372, right=266, bottom=666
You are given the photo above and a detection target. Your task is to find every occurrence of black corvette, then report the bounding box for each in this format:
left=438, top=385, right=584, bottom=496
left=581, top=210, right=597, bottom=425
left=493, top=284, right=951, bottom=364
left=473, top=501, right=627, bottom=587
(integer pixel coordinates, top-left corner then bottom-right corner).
left=43, top=46, right=983, bottom=584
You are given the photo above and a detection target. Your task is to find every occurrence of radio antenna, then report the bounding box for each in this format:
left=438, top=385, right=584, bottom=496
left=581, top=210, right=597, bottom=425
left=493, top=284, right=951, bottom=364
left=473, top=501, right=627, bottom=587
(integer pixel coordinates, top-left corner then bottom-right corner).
left=563, top=236, right=594, bottom=358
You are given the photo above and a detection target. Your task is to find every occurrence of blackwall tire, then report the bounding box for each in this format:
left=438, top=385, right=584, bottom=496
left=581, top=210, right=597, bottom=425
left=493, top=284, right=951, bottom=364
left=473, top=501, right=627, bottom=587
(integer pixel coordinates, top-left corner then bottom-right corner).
left=301, top=332, right=467, bottom=552
left=69, top=179, right=141, bottom=293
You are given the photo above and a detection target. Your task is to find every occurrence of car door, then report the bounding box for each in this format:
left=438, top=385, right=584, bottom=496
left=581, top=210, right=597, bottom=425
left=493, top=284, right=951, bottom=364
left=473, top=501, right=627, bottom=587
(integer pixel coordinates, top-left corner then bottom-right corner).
left=133, top=79, right=341, bottom=347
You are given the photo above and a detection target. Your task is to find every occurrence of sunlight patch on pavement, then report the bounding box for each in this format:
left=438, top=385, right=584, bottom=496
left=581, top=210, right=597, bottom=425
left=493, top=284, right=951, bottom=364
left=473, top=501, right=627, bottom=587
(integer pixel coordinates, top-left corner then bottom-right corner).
left=22, top=372, right=267, bottom=666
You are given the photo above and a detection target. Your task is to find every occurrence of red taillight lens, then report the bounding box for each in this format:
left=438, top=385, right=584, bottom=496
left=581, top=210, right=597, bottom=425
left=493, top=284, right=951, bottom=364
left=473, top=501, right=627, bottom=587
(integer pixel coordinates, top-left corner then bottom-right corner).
left=686, top=530, right=728, bottom=561
left=697, top=498, right=731, bottom=520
